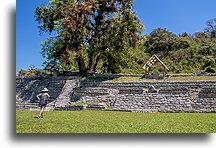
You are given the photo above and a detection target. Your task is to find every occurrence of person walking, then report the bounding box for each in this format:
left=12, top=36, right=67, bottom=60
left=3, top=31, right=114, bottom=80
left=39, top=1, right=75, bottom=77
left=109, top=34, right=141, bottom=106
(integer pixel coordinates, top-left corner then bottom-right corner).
left=36, top=88, right=50, bottom=118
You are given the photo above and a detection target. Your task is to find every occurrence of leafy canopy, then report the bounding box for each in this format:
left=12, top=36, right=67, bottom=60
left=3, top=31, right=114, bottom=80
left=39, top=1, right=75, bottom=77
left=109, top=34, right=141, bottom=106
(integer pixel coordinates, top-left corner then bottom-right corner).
left=35, top=0, right=144, bottom=74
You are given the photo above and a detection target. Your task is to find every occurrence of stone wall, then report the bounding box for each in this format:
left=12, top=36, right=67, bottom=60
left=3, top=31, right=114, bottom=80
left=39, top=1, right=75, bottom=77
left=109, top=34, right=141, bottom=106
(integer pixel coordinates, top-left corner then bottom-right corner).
left=113, top=93, right=215, bottom=113
left=71, top=90, right=215, bottom=113
left=16, top=76, right=216, bottom=113
left=80, top=80, right=216, bottom=89
left=72, top=80, right=215, bottom=113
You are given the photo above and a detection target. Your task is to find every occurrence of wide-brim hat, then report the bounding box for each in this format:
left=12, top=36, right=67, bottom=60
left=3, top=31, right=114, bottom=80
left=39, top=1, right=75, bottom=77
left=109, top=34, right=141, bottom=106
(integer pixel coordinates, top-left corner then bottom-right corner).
left=42, top=88, right=49, bottom=92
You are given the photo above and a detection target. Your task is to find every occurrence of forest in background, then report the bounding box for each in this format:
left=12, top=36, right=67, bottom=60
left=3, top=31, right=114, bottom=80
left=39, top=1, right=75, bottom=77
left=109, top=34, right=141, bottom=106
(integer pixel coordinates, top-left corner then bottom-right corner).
left=119, top=21, right=216, bottom=75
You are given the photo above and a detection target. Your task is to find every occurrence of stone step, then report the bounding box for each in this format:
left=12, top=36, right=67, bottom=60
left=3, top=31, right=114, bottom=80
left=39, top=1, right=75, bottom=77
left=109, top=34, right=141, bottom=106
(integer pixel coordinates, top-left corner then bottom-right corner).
left=16, top=105, right=39, bottom=110
left=86, top=104, right=106, bottom=109
left=16, top=103, right=54, bottom=110
left=48, top=86, right=65, bottom=90
left=16, top=104, right=25, bottom=109
left=48, top=82, right=65, bottom=85
left=59, top=105, right=84, bottom=111
left=16, top=104, right=39, bottom=108
left=23, top=103, right=39, bottom=106
left=47, top=88, right=64, bottom=90
left=80, top=81, right=216, bottom=88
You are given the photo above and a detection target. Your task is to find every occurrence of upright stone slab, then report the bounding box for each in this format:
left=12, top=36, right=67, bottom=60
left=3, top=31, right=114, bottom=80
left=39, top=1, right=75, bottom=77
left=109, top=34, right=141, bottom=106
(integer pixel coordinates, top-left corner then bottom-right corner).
left=53, top=69, right=58, bottom=77
left=153, top=71, right=159, bottom=79
left=195, top=70, right=206, bottom=76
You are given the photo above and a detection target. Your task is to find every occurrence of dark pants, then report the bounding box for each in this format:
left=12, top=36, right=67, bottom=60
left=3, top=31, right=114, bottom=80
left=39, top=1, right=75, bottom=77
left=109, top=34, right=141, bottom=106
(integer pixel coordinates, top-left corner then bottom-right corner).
left=39, top=100, right=47, bottom=107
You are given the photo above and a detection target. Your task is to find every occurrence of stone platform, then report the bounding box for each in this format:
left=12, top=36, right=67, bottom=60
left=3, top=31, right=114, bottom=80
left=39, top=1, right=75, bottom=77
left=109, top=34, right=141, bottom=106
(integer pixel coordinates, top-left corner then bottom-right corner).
left=16, top=75, right=216, bottom=113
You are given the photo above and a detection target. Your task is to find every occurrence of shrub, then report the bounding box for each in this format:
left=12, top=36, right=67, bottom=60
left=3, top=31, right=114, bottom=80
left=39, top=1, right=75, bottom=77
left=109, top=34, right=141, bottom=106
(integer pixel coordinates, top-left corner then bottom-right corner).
left=18, top=69, right=28, bottom=76
left=204, top=66, right=216, bottom=73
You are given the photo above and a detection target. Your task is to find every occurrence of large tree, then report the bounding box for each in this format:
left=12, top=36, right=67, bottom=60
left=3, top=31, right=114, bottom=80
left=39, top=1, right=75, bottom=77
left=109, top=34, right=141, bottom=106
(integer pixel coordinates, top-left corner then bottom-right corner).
left=35, top=0, right=144, bottom=74
left=144, top=28, right=189, bottom=55
left=204, top=18, right=216, bottom=38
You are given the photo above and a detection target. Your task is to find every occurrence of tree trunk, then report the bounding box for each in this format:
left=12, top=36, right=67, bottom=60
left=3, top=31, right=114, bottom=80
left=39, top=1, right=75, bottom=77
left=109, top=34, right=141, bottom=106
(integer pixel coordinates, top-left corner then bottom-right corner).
left=87, top=54, right=101, bottom=73
left=87, top=54, right=95, bottom=73
left=76, top=54, right=86, bottom=75
left=93, top=55, right=100, bottom=72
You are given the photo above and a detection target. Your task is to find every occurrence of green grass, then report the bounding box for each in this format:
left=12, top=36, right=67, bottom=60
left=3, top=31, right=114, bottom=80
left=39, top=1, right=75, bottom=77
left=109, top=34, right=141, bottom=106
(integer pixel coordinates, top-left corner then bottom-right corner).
left=16, top=110, right=216, bottom=133
left=106, top=76, right=216, bottom=82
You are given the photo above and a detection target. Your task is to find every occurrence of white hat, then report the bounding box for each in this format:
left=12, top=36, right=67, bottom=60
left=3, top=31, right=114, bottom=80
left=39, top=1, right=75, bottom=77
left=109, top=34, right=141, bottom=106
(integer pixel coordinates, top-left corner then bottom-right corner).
left=42, top=88, right=49, bottom=92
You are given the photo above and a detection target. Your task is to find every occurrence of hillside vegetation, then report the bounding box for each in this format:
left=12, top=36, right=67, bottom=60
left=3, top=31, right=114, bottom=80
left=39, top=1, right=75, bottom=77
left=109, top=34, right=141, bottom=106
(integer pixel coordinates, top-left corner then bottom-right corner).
left=120, top=27, right=216, bottom=75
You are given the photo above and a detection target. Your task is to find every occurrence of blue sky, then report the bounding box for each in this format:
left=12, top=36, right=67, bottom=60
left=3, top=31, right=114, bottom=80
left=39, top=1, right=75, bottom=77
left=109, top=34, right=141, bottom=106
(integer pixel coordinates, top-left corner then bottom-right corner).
left=16, top=0, right=216, bottom=72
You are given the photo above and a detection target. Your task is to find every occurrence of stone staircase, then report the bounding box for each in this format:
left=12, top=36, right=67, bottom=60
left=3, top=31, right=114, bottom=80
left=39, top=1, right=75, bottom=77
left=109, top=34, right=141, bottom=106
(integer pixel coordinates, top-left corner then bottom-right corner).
left=16, top=76, right=81, bottom=111
left=16, top=77, right=65, bottom=111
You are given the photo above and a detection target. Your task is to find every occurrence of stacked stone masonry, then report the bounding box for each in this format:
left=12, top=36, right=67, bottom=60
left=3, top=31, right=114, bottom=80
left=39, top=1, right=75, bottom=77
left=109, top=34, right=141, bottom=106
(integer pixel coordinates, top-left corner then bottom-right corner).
left=16, top=75, right=216, bottom=113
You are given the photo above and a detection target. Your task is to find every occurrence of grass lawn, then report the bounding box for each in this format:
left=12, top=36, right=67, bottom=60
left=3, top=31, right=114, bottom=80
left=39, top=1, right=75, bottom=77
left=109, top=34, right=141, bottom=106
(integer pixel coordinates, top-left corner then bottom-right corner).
left=16, top=110, right=216, bottom=133
left=87, top=75, right=215, bottom=82
left=107, top=76, right=216, bottom=81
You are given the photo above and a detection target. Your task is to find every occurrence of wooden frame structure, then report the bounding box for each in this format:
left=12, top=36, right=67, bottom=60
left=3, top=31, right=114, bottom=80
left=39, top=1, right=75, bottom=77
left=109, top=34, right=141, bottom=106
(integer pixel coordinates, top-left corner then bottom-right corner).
left=143, top=55, right=169, bottom=76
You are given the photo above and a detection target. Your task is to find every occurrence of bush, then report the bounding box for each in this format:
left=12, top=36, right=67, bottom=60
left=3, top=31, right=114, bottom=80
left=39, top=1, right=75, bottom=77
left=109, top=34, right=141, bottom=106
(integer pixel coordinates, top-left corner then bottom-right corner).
left=204, top=66, right=216, bottom=73
left=18, top=68, right=49, bottom=76
left=30, top=69, right=44, bottom=75
left=18, top=69, right=28, bottom=76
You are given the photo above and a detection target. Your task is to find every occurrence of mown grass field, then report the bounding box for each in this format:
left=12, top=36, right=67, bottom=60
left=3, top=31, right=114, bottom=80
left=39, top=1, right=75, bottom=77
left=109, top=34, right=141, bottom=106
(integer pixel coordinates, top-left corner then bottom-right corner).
left=87, top=75, right=215, bottom=82
left=16, top=110, right=216, bottom=133
left=108, top=76, right=216, bottom=81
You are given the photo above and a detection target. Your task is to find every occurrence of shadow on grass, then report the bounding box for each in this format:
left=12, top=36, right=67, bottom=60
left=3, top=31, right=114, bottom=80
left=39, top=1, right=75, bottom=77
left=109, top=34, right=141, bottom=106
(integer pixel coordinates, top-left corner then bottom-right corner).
left=13, top=133, right=209, bottom=142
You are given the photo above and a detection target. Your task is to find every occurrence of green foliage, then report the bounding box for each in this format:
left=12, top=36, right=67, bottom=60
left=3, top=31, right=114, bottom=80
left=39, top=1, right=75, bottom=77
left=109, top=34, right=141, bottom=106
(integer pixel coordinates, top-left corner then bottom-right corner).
left=96, top=31, right=205, bottom=75
left=119, top=18, right=215, bottom=75
left=144, top=28, right=180, bottom=55
left=18, top=67, right=50, bottom=76
left=204, top=18, right=216, bottom=38
left=16, top=110, right=216, bottom=133
left=18, top=69, right=34, bottom=76
left=35, top=2, right=215, bottom=75
left=204, top=66, right=216, bottom=73
left=35, top=0, right=144, bottom=74
left=137, top=22, right=215, bottom=74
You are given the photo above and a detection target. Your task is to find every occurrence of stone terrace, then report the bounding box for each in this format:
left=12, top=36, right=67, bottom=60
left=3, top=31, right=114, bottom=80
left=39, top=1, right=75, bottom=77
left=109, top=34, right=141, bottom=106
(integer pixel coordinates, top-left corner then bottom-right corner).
left=16, top=75, right=216, bottom=113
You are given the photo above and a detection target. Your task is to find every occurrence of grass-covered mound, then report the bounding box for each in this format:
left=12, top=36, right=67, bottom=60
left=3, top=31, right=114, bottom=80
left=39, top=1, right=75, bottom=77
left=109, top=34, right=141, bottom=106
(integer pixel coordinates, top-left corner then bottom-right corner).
left=16, top=110, right=216, bottom=133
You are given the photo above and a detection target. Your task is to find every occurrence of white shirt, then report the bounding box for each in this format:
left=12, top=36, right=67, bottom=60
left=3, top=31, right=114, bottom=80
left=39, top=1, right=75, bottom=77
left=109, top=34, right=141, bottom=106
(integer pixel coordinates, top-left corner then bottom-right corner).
left=40, top=92, right=49, bottom=100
